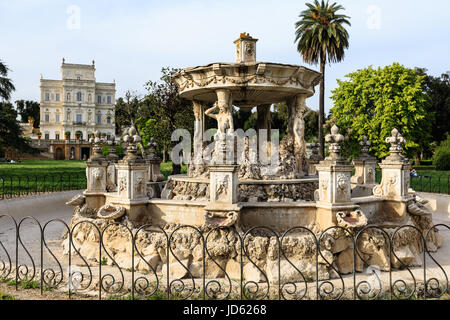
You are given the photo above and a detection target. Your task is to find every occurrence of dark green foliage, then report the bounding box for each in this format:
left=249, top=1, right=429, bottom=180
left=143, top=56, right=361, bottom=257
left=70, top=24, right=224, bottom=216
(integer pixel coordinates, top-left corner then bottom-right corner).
left=416, top=68, right=450, bottom=147
left=0, top=102, right=36, bottom=156
left=330, top=63, right=431, bottom=159
left=15, top=100, right=40, bottom=128
left=433, top=136, right=450, bottom=170
left=0, top=60, right=15, bottom=101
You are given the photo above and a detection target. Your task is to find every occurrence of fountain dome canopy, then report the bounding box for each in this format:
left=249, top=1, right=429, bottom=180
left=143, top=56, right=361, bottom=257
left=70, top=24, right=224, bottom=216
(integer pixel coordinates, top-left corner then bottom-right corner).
left=172, top=33, right=322, bottom=110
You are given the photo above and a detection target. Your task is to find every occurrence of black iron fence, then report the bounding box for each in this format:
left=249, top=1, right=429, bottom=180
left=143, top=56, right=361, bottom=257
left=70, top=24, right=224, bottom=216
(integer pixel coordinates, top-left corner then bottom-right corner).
left=375, top=171, right=449, bottom=195
left=0, top=173, right=87, bottom=199
left=410, top=174, right=450, bottom=195
left=0, top=214, right=448, bottom=300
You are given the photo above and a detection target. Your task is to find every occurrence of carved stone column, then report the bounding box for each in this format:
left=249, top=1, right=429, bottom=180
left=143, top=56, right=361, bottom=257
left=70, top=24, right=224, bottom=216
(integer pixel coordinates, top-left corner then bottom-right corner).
left=192, top=100, right=205, bottom=164
left=204, top=164, right=241, bottom=228
left=315, top=125, right=361, bottom=230
left=306, top=138, right=321, bottom=176
left=286, top=94, right=309, bottom=176
left=212, top=89, right=233, bottom=164
left=373, top=129, right=410, bottom=199
left=108, top=127, right=149, bottom=225
left=257, top=104, right=271, bottom=141
left=145, top=138, right=165, bottom=198
left=84, top=131, right=108, bottom=209
left=373, top=129, right=412, bottom=224
left=106, top=135, right=119, bottom=192
left=350, top=136, right=378, bottom=197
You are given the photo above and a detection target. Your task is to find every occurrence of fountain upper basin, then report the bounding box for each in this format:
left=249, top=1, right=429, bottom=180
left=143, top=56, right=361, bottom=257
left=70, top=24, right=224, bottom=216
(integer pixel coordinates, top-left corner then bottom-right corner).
left=172, top=62, right=322, bottom=109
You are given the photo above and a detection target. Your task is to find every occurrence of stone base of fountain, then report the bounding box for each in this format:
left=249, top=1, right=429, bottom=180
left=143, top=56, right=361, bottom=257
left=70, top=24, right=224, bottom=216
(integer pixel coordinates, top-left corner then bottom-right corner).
left=161, top=175, right=318, bottom=202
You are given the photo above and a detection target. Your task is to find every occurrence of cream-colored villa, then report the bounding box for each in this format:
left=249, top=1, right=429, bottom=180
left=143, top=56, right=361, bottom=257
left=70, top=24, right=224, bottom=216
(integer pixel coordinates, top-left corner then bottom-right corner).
left=39, top=59, right=116, bottom=141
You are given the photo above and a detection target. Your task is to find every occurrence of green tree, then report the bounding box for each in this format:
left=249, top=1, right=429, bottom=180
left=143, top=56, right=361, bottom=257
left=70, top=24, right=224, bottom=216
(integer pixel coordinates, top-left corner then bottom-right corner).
left=330, top=63, right=432, bottom=160
left=416, top=68, right=450, bottom=147
left=0, top=102, right=35, bottom=157
left=294, top=0, right=351, bottom=158
left=143, top=67, right=194, bottom=174
left=15, top=100, right=40, bottom=128
left=0, top=60, right=15, bottom=101
left=114, top=91, right=149, bottom=136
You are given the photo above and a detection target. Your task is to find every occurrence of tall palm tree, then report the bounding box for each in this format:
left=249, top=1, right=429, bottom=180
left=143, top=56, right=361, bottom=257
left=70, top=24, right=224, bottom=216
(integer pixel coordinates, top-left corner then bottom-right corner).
left=294, top=0, right=350, bottom=158
left=0, top=60, right=15, bottom=101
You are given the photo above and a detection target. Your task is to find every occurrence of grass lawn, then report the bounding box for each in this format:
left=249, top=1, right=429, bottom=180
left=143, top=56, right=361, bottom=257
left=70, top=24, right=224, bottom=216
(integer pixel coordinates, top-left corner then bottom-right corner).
left=0, top=160, right=187, bottom=197
left=0, top=160, right=87, bottom=197
left=0, top=160, right=86, bottom=176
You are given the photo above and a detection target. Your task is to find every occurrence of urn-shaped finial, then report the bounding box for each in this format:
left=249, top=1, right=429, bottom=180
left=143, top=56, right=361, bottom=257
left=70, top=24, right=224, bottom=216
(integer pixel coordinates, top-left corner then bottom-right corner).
left=325, top=125, right=345, bottom=160
left=385, top=128, right=406, bottom=160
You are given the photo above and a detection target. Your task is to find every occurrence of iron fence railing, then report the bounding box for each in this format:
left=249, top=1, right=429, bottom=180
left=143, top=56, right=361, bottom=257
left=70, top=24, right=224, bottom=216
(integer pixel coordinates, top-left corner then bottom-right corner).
left=0, top=173, right=87, bottom=199
left=0, top=214, right=448, bottom=300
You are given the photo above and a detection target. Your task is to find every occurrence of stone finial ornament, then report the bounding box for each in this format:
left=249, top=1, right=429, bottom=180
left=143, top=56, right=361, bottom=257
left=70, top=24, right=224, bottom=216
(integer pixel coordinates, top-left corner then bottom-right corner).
left=325, top=125, right=344, bottom=160
left=89, top=131, right=106, bottom=161
left=121, top=126, right=144, bottom=163
left=385, top=128, right=406, bottom=160
left=147, top=138, right=160, bottom=162
left=308, top=138, right=321, bottom=161
left=359, top=136, right=371, bottom=156
left=106, top=135, right=119, bottom=162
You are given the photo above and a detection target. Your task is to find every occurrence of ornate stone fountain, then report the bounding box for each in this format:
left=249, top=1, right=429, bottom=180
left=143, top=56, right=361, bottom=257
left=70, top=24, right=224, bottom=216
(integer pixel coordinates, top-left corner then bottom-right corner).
left=64, top=34, right=443, bottom=282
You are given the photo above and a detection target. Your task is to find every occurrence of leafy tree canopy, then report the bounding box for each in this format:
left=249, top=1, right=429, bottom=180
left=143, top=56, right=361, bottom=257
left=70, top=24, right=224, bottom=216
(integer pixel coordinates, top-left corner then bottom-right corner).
left=15, top=100, right=40, bottom=128
left=0, top=102, right=35, bottom=156
left=415, top=68, right=450, bottom=146
left=330, top=63, right=431, bottom=159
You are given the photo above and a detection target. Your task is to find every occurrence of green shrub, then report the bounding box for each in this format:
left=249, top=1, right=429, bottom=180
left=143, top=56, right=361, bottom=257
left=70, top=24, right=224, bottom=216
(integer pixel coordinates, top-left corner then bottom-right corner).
left=433, top=149, right=450, bottom=170
left=102, top=145, right=110, bottom=156
left=420, top=159, right=433, bottom=166
left=433, top=136, right=450, bottom=170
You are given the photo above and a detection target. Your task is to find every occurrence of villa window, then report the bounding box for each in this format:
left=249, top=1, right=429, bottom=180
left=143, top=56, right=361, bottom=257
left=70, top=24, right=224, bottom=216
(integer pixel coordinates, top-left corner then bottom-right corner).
left=107, top=116, right=111, bottom=124
left=45, top=114, right=50, bottom=122
left=55, top=133, right=60, bottom=140
left=97, top=115, right=102, bottom=124
left=45, top=133, right=50, bottom=140
left=56, top=114, right=60, bottom=123
left=77, top=92, right=82, bottom=102
left=56, top=94, right=60, bottom=101
left=107, top=96, right=111, bottom=104
left=97, top=95, right=102, bottom=104
left=77, top=76, right=81, bottom=80
left=76, top=114, right=82, bottom=124
left=45, top=93, right=50, bottom=101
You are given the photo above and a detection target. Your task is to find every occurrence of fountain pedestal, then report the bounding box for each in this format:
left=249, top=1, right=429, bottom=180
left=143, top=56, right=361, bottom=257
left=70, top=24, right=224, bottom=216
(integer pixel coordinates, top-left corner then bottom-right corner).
left=204, top=164, right=241, bottom=227
left=351, top=136, right=378, bottom=197
left=104, top=127, right=149, bottom=225
left=315, top=126, right=360, bottom=230
left=373, top=129, right=413, bottom=223
left=84, top=132, right=108, bottom=210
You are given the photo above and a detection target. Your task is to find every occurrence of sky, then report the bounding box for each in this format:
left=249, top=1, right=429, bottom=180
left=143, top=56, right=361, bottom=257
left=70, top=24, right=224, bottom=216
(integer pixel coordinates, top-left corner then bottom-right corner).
left=1, top=0, right=449, bottom=114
